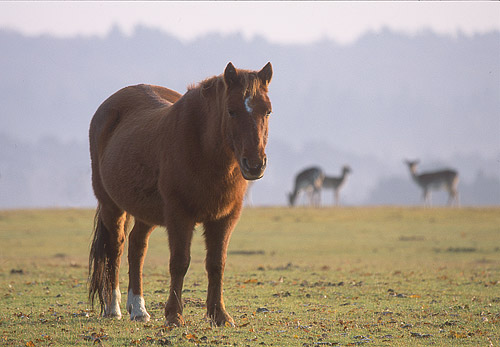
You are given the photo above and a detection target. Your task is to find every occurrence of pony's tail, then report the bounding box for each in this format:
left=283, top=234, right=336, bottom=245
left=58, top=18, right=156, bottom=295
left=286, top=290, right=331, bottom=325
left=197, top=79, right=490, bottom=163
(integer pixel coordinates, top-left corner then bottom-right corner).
left=88, top=204, right=112, bottom=314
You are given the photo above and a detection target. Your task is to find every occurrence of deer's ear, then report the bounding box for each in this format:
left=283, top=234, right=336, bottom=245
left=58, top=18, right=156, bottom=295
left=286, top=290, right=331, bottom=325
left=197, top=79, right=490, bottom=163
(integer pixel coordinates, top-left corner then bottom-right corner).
left=258, top=62, right=273, bottom=86
left=224, top=62, right=238, bottom=87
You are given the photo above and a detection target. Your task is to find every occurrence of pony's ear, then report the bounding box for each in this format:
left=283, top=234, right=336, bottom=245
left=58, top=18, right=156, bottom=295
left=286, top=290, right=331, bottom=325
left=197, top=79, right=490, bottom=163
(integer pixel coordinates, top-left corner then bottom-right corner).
left=258, top=62, right=273, bottom=86
left=224, top=62, right=238, bottom=87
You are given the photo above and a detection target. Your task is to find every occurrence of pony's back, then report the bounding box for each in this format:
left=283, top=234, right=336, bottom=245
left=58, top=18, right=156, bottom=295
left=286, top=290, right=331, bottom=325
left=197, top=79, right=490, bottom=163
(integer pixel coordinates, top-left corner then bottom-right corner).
left=90, top=85, right=180, bottom=137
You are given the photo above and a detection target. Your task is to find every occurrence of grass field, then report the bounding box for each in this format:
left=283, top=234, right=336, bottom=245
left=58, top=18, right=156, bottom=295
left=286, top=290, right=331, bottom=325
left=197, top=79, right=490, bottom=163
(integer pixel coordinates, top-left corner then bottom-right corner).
left=0, top=207, right=499, bottom=346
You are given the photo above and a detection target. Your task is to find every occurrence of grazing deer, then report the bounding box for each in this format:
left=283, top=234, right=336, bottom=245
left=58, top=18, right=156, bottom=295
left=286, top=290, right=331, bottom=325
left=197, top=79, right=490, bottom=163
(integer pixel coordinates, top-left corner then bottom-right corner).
left=405, top=160, right=459, bottom=206
left=322, top=166, right=352, bottom=206
left=288, top=167, right=324, bottom=207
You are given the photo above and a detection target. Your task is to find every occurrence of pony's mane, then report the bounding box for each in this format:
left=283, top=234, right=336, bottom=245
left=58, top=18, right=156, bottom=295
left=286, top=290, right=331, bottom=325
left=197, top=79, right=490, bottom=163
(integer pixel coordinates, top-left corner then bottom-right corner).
left=188, top=76, right=220, bottom=93
left=190, top=70, right=263, bottom=97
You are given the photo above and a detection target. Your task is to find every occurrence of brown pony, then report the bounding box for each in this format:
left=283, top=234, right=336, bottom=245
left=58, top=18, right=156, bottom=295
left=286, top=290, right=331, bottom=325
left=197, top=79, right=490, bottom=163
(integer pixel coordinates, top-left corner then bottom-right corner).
left=88, top=62, right=273, bottom=327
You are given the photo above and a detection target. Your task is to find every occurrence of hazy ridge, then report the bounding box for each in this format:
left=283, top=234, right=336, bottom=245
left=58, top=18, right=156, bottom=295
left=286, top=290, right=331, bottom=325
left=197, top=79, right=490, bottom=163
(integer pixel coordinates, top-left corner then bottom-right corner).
left=0, top=26, right=498, bottom=207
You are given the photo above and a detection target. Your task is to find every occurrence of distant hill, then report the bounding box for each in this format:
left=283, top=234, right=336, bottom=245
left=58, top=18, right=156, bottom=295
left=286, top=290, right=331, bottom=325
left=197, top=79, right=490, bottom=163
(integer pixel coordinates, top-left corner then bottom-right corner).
left=0, top=26, right=499, bottom=207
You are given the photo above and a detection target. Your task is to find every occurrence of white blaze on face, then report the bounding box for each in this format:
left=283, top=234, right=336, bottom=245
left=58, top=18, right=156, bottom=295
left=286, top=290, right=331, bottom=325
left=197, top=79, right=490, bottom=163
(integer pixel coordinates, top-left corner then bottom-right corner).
left=104, top=287, right=122, bottom=319
left=244, top=96, right=253, bottom=114
left=127, top=289, right=151, bottom=322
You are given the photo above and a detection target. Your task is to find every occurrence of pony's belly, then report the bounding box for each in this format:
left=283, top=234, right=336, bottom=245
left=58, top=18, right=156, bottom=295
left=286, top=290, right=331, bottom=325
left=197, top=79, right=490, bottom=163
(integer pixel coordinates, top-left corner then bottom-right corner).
left=104, top=180, right=165, bottom=226
left=121, top=194, right=165, bottom=226
left=99, top=153, right=165, bottom=226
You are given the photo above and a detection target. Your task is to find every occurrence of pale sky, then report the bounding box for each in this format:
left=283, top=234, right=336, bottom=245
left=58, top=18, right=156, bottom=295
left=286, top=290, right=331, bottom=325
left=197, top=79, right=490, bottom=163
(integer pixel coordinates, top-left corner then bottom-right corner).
left=0, top=2, right=499, bottom=45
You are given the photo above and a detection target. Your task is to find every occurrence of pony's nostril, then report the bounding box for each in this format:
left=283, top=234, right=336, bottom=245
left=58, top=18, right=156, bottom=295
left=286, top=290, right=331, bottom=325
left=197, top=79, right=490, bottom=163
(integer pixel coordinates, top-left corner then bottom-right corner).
left=240, top=157, right=267, bottom=180
left=243, top=158, right=266, bottom=170
left=241, top=157, right=267, bottom=180
left=242, top=158, right=251, bottom=171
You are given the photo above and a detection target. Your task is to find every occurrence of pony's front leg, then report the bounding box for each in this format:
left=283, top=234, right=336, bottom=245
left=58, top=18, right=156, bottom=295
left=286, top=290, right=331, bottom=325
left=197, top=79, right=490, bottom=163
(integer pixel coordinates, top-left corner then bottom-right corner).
left=164, top=214, right=195, bottom=326
left=203, top=214, right=239, bottom=327
left=127, top=221, right=155, bottom=322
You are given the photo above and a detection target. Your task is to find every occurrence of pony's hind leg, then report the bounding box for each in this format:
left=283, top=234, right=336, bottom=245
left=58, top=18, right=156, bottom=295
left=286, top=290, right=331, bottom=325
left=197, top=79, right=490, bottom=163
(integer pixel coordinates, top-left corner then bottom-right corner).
left=127, top=220, right=155, bottom=322
left=89, top=203, right=128, bottom=319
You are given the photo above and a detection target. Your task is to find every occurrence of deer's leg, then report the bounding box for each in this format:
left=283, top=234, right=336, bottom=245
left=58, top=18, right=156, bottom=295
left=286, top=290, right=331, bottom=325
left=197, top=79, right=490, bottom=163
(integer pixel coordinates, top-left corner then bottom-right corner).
left=315, top=188, right=322, bottom=207
left=164, top=213, right=195, bottom=326
left=306, top=190, right=313, bottom=206
left=450, top=190, right=459, bottom=207
left=310, top=188, right=317, bottom=207
left=127, top=220, right=155, bottom=322
left=454, top=190, right=460, bottom=207
left=447, top=189, right=455, bottom=206
left=203, top=213, right=239, bottom=327
left=422, top=189, right=430, bottom=207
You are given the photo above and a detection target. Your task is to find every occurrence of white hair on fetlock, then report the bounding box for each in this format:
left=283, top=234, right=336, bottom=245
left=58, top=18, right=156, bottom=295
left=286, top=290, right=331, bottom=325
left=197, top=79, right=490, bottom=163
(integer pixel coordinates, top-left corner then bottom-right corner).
left=127, top=288, right=151, bottom=322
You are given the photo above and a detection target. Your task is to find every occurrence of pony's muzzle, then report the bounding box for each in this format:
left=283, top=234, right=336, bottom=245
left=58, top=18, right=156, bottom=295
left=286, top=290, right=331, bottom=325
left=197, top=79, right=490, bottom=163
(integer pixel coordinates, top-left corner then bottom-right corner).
left=240, top=156, right=267, bottom=180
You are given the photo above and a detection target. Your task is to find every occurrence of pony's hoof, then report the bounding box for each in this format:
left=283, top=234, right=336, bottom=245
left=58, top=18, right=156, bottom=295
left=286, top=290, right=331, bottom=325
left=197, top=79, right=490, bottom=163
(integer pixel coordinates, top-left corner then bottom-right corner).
left=103, top=312, right=122, bottom=320
left=208, top=312, right=235, bottom=327
left=130, top=312, right=150, bottom=322
left=165, top=313, right=185, bottom=327
left=127, top=291, right=150, bottom=322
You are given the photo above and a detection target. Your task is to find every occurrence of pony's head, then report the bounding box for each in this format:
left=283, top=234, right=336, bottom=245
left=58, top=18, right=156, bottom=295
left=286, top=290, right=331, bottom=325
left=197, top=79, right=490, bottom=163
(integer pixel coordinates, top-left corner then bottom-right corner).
left=222, top=62, right=273, bottom=180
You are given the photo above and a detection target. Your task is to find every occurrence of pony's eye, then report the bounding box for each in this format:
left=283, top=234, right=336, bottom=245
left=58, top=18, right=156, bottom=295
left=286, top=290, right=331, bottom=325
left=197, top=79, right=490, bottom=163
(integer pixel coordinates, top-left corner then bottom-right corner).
left=228, top=110, right=237, bottom=117
left=266, top=110, right=272, bottom=117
